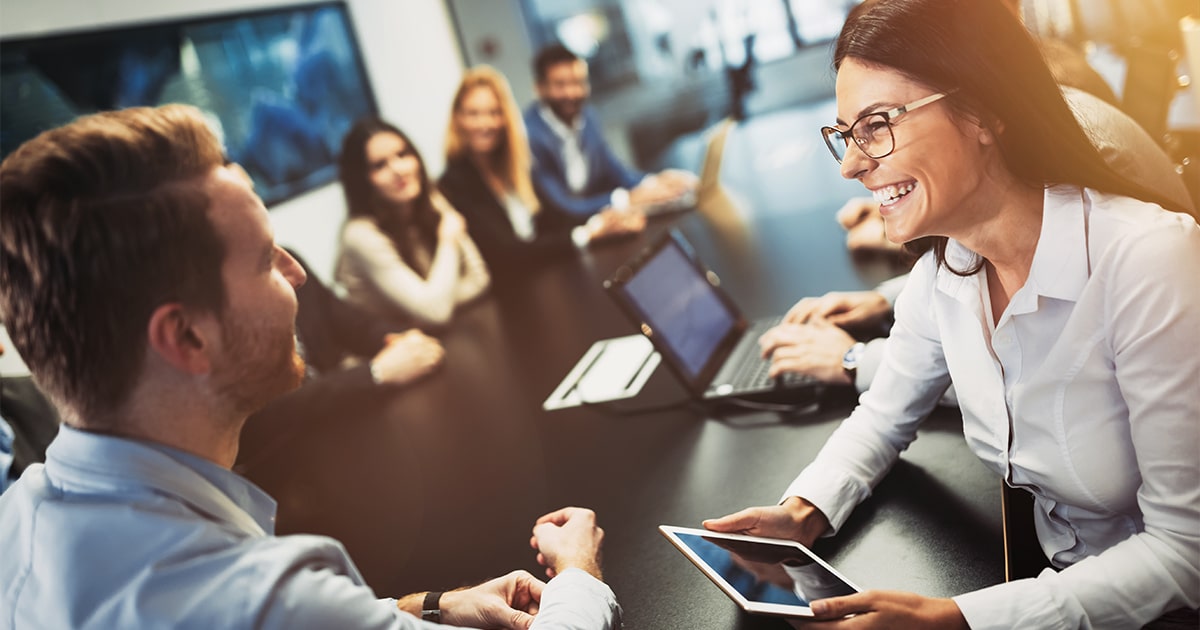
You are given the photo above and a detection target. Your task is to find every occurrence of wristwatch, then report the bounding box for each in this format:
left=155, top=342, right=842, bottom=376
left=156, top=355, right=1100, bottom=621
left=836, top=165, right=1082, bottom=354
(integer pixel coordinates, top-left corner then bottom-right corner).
left=842, top=342, right=866, bottom=380
left=421, top=591, right=442, bottom=623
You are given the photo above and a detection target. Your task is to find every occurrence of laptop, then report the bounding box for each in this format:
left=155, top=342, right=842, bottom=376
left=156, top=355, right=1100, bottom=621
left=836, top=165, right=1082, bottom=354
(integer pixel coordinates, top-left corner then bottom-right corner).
left=604, top=231, right=818, bottom=402
left=641, top=118, right=733, bottom=216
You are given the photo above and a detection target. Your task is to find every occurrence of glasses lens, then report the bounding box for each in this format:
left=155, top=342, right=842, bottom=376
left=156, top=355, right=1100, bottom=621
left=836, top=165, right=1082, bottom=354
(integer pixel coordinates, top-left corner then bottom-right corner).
left=821, top=127, right=848, bottom=163
left=855, top=114, right=894, bottom=159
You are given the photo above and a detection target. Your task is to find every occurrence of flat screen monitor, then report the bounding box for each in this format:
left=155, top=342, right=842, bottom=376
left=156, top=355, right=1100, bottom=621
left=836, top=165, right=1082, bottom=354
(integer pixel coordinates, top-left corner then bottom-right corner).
left=1, top=1, right=378, bottom=206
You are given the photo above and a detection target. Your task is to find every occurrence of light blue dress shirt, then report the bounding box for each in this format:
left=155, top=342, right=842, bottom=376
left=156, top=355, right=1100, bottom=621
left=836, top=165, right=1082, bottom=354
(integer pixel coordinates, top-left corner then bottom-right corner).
left=0, top=425, right=619, bottom=629
left=0, top=414, right=13, bottom=494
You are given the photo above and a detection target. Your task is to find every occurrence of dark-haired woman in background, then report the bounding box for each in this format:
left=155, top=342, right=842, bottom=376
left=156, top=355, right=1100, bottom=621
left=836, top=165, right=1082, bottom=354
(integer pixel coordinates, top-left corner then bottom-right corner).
left=705, top=0, right=1199, bottom=628
left=438, top=66, right=643, bottom=284
left=335, top=119, right=489, bottom=327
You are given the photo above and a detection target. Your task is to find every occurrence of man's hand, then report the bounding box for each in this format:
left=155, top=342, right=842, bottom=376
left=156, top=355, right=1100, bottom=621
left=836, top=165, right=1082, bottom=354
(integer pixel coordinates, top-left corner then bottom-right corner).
left=530, top=507, right=605, bottom=580
left=783, top=291, right=892, bottom=329
left=588, top=208, right=646, bottom=241
left=656, top=169, right=698, bottom=195
left=369, top=330, right=444, bottom=385
left=434, top=571, right=547, bottom=630
left=629, top=174, right=688, bottom=207
left=758, top=321, right=856, bottom=385
left=789, top=590, right=968, bottom=629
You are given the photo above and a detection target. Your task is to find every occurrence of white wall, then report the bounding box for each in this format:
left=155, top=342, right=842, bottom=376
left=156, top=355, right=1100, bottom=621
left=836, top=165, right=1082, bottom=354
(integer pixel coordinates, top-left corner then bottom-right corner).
left=449, top=0, right=537, bottom=108
left=0, top=0, right=465, bottom=283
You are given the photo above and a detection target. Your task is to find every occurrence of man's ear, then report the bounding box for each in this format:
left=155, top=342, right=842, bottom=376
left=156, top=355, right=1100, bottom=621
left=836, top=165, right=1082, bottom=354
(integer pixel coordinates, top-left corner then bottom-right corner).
left=146, top=303, right=216, bottom=375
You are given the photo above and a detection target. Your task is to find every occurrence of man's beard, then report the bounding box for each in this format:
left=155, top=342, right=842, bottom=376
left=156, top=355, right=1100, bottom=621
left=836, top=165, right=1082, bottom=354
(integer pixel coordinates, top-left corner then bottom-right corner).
left=548, top=97, right=583, bottom=123
left=211, top=312, right=305, bottom=416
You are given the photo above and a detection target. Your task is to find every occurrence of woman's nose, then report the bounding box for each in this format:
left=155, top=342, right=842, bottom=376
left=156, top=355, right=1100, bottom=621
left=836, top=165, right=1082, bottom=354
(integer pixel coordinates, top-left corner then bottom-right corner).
left=839, top=142, right=875, bottom=180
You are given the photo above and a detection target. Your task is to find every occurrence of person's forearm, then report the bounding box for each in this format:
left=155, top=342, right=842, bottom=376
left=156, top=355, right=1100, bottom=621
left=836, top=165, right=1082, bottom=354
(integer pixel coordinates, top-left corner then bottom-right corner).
left=557, top=558, right=603, bottom=582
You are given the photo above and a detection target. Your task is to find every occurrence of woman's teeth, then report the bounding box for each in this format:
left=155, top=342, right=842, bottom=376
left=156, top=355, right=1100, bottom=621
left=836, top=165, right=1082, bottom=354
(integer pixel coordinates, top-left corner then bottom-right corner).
left=873, top=183, right=915, bottom=205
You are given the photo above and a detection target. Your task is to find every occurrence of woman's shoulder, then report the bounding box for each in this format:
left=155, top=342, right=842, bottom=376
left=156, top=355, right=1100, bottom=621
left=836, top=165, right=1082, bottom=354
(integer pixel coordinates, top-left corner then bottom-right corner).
left=1080, top=188, right=1200, bottom=277
left=340, top=217, right=392, bottom=251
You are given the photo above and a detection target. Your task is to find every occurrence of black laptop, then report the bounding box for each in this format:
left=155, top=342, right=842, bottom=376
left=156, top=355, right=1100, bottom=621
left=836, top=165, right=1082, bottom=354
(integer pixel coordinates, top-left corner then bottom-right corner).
left=604, top=232, right=818, bottom=402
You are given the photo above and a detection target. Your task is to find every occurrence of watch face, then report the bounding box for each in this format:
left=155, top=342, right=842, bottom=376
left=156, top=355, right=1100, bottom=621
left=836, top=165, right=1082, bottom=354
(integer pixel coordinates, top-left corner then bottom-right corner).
left=842, top=343, right=864, bottom=371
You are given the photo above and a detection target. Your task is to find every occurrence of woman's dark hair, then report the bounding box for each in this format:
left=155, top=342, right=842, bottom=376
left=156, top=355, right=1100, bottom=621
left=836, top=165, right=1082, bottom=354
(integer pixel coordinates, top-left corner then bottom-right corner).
left=338, top=117, right=440, bottom=275
left=834, top=0, right=1185, bottom=274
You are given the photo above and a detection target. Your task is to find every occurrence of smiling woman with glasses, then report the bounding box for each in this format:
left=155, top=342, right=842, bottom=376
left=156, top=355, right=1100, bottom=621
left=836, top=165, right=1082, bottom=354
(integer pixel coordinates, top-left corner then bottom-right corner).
left=705, top=0, right=1199, bottom=629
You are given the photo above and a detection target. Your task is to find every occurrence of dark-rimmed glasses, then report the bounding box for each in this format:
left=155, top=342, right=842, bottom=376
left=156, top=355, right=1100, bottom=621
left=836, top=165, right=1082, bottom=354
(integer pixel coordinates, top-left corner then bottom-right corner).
left=820, top=92, right=951, bottom=164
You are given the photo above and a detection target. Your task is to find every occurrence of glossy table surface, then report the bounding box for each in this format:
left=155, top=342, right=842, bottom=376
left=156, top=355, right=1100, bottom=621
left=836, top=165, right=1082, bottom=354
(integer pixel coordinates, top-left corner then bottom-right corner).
left=240, top=107, right=1004, bottom=629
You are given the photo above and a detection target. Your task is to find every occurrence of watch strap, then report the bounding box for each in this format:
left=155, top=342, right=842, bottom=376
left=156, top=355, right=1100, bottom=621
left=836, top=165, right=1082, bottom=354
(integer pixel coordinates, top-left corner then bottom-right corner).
left=421, top=591, right=442, bottom=623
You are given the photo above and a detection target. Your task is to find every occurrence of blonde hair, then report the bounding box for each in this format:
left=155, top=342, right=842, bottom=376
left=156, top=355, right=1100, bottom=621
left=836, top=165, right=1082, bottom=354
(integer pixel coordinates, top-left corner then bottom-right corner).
left=445, top=65, right=539, bottom=214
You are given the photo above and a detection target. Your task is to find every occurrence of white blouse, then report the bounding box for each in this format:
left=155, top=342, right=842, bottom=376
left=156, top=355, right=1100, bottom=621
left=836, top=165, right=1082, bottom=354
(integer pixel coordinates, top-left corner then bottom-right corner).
left=335, top=200, right=490, bottom=327
left=784, top=186, right=1200, bottom=629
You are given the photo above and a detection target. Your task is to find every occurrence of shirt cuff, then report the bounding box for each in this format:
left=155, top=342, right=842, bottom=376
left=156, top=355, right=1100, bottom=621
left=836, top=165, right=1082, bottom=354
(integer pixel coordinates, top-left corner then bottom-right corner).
left=952, top=572, right=1079, bottom=630
left=571, top=225, right=592, bottom=248
left=779, top=465, right=870, bottom=536
left=610, top=188, right=631, bottom=211
left=535, top=568, right=622, bottom=630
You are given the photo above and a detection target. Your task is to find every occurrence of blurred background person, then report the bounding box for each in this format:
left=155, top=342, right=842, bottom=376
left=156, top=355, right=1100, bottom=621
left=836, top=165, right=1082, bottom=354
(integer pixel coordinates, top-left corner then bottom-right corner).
left=439, top=65, right=644, bottom=285
left=336, top=118, right=490, bottom=328
left=523, top=44, right=695, bottom=220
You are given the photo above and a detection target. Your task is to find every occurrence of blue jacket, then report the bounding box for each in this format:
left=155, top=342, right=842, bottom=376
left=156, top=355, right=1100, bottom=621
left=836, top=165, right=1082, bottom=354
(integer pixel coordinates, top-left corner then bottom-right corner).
left=523, top=103, right=645, bottom=218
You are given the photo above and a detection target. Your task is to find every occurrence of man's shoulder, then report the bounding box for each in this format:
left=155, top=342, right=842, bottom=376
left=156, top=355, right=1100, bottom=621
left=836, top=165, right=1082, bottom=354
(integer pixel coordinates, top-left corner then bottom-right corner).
left=523, top=103, right=554, bottom=145
left=1, top=479, right=368, bottom=629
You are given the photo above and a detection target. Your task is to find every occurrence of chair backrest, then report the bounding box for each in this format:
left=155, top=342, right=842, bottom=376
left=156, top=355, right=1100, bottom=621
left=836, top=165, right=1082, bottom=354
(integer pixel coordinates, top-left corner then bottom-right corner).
left=1065, top=86, right=1198, bottom=218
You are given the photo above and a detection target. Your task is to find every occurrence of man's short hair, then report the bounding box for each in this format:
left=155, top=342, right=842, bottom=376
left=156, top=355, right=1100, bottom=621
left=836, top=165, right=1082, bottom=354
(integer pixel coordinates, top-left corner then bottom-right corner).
left=533, top=43, right=582, bottom=83
left=0, top=105, right=228, bottom=426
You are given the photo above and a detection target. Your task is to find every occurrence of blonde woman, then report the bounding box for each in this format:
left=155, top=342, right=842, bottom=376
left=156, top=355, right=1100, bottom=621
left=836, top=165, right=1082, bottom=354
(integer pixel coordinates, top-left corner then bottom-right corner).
left=438, top=65, right=642, bottom=283
left=336, top=118, right=489, bottom=328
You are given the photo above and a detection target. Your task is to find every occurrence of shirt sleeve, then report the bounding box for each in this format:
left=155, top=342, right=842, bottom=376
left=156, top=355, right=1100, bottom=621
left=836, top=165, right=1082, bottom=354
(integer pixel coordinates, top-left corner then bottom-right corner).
left=0, top=413, right=14, bottom=493
left=530, top=164, right=613, bottom=218
left=954, top=221, right=1200, bottom=630
left=451, top=231, right=491, bottom=306
left=873, top=273, right=910, bottom=307
left=530, top=569, right=622, bottom=630
left=780, top=253, right=952, bottom=533
left=340, top=220, right=463, bottom=327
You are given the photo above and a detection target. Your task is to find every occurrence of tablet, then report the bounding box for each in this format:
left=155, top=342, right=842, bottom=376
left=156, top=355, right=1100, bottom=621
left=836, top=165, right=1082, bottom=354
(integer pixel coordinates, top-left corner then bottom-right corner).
left=659, top=525, right=861, bottom=618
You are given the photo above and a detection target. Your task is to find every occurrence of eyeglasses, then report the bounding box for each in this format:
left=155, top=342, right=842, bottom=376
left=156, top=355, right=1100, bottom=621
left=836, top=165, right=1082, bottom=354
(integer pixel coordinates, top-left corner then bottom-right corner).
left=820, top=92, right=951, bottom=164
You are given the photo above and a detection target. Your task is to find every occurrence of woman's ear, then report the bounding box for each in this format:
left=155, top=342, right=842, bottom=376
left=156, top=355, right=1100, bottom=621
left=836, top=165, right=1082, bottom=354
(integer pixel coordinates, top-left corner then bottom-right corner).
left=979, top=118, right=1004, bottom=146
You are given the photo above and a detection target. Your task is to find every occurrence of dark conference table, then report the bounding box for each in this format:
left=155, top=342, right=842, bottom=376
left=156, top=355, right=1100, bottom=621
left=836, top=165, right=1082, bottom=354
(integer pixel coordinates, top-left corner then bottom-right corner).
left=240, top=111, right=1005, bottom=628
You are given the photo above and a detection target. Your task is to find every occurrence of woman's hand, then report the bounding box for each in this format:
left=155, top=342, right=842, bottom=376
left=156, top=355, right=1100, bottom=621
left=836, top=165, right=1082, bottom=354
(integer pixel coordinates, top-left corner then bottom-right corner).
left=791, top=590, right=968, bottom=629
left=438, top=210, right=467, bottom=242
left=369, top=330, right=444, bottom=385
left=758, top=321, right=856, bottom=384
left=784, top=291, right=891, bottom=328
left=702, top=496, right=831, bottom=548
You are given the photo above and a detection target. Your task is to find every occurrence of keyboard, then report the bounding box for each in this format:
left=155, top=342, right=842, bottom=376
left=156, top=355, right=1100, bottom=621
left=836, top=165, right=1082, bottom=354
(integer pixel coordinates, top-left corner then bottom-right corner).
left=710, top=316, right=817, bottom=395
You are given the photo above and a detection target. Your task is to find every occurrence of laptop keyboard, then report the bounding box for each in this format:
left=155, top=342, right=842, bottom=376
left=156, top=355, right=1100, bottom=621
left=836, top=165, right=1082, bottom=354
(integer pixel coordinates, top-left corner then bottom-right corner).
left=715, top=317, right=818, bottom=394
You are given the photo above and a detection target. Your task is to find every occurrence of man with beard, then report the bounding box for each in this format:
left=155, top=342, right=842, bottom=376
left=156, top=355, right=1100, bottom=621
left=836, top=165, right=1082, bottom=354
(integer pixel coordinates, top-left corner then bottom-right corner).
left=0, top=105, right=619, bottom=629
left=523, top=43, right=695, bottom=221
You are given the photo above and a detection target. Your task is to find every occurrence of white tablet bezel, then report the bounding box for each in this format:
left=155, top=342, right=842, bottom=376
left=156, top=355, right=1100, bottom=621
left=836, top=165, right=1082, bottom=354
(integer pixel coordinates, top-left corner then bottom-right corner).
left=658, top=525, right=862, bottom=618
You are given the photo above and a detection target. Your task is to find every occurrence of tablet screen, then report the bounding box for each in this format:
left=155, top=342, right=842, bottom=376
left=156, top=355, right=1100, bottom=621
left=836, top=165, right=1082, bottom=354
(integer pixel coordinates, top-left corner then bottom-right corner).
left=663, top=527, right=859, bottom=615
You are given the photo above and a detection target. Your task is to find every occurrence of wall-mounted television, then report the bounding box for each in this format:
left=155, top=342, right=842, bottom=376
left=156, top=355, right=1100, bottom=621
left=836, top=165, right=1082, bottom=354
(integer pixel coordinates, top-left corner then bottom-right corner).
left=1, top=1, right=377, bottom=206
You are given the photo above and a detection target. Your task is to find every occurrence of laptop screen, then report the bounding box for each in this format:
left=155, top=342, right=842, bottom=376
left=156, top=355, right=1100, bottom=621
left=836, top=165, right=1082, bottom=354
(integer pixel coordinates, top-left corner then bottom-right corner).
left=618, top=238, right=738, bottom=378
